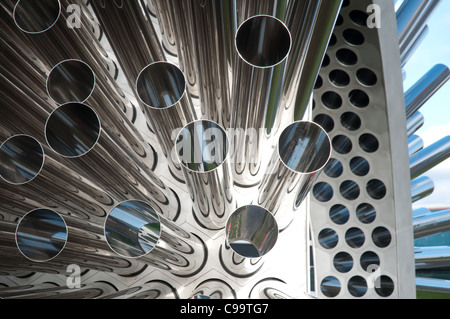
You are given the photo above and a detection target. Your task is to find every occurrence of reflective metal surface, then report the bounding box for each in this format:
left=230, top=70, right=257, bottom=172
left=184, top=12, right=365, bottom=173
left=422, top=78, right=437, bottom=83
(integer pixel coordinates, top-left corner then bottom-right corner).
left=410, top=136, right=450, bottom=179
left=191, top=279, right=236, bottom=299
left=411, top=176, right=434, bottom=203
left=413, top=209, right=450, bottom=239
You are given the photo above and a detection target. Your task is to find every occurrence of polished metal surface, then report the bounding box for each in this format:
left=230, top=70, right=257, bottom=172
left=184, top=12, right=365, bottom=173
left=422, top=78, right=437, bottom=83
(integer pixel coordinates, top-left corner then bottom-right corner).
left=413, top=209, right=450, bottom=239
left=411, top=176, right=434, bottom=203
left=410, top=136, right=450, bottom=179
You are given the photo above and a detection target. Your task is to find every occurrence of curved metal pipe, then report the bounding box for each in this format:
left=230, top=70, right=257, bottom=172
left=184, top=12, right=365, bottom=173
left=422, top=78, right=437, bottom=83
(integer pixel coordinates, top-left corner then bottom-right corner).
left=104, top=200, right=207, bottom=277
left=230, top=15, right=292, bottom=186
left=44, top=102, right=179, bottom=221
left=257, top=121, right=331, bottom=230
left=411, top=176, right=434, bottom=203
left=407, top=112, right=424, bottom=138
left=249, top=278, right=296, bottom=299
left=405, top=64, right=450, bottom=119
left=409, top=134, right=424, bottom=156
left=410, top=136, right=450, bottom=179
left=220, top=205, right=278, bottom=277
left=413, top=209, right=450, bottom=239
left=136, top=61, right=197, bottom=182
left=191, top=279, right=236, bottom=299
left=176, top=120, right=234, bottom=230
left=100, top=280, right=179, bottom=299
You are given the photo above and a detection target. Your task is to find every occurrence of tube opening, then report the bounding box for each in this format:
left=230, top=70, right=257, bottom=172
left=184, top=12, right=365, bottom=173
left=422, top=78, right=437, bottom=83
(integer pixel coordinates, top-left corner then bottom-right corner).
left=13, top=0, right=61, bottom=34
left=136, top=62, right=186, bottom=109
left=47, top=59, right=96, bottom=104
left=278, top=121, right=331, bottom=174
left=226, top=205, right=278, bottom=258
left=236, top=15, right=291, bottom=68
left=0, top=135, right=44, bottom=185
left=45, top=102, right=101, bottom=158
left=15, top=208, right=68, bottom=262
left=104, top=200, right=161, bottom=258
left=176, top=120, right=229, bottom=173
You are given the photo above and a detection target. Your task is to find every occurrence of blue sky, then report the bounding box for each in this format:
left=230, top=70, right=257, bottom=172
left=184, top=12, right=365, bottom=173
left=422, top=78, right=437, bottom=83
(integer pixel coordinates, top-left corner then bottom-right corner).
left=402, top=1, right=450, bottom=208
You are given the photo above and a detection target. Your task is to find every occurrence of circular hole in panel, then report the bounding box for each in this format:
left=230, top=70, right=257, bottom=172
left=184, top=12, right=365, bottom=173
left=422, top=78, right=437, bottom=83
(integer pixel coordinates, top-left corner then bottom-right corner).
left=13, top=0, right=61, bottom=34
left=313, top=182, right=334, bottom=202
left=367, top=179, right=387, bottom=200
left=356, top=203, right=376, bottom=224
left=314, top=75, right=323, bottom=89
left=357, top=68, right=378, bottom=86
left=332, top=135, right=352, bottom=154
left=321, top=91, right=342, bottom=110
left=329, top=34, right=337, bottom=46
left=320, top=276, right=341, bottom=298
left=349, top=10, right=370, bottom=27
left=372, top=227, right=392, bottom=248
left=348, top=276, right=368, bottom=297
left=313, top=114, right=334, bottom=133
left=336, top=48, right=358, bottom=66
left=341, top=112, right=361, bottom=131
left=323, top=158, right=343, bottom=178
left=330, top=204, right=350, bottom=225
left=333, top=252, right=353, bottom=273
left=375, top=276, right=395, bottom=297
left=342, top=0, right=350, bottom=7
left=350, top=156, right=370, bottom=176
left=345, top=227, right=365, bottom=248
left=349, top=89, right=370, bottom=108
left=343, top=28, right=365, bottom=45
left=340, top=180, right=360, bottom=200
left=359, top=133, right=379, bottom=153
left=318, top=228, right=339, bottom=249
left=329, top=69, right=350, bottom=87
left=322, top=54, right=330, bottom=67
left=360, top=251, right=381, bottom=272
left=336, top=15, right=344, bottom=26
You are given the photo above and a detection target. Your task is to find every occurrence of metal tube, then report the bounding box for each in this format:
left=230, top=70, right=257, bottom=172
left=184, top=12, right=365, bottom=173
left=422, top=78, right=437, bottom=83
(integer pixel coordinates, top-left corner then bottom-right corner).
left=44, top=102, right=180, bottom=221
left=401, top=24, right=428, bottom=67
left=257, top=121, right=331, bottom=230
left=413, top=207, right=431, bottom=219
left=230, top=15, right=292, bottom=187
left=151, top=0, right=178, bottom=57
left=220, top=205, right=278, bottom=277
left=99, top=280, right=179, bottom=299
left=176, top=120, right=234, bottom=230
left=190, top=279, right=236, bottom=299
left=416, top=277, right=450, bottom=296
left=405, top=64, right=450, bottom=119
left=411, top=176, right=434, bottom=203
left=249, top=278, right=296, bottom=299
left=235, top=0, right=289, bottom=25
left=415, top=246, right=450, bottom=270
left=289, top=0, right=343, bottom=121
left=410, top=136, right=450, bottom=179
left=6, top=0, right=136, bottom=122
left=413, top=209, right=450, bottom=239
left=409, top=135, right=424, bottom=156
left=406, top=111, right=424, bottom=138
left=104, top=199, right=207, bottom=277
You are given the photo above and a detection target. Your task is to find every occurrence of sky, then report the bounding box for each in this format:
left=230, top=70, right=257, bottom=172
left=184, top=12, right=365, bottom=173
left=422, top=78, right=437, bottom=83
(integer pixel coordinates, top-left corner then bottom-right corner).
left=400, top=1, right=450, bottom=209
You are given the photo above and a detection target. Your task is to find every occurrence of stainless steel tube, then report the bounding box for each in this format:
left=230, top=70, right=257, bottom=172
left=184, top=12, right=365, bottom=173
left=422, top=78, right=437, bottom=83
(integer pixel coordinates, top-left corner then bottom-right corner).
left=136, top=61, right=197, bottom=182
left=410, top=136, right=450, bottom=179
left=416, top=277, right=450, bottom=296
left=413, top=207, right=431, bottom=219
left=405, top=64, right=450, bottom=119
left=235, top=0, right=289, bottom=25
left=249, top=278, right=296, bottom=299
left=104, top=200, right=207, bottom=277
left=413, top=209, right=450, bottom=239
left=176, top=120, right=234, bottom=230
left=220, top=205, right=278, bottom=277
left=411, top=176, right=434, bottom=203
left=99, top=280, right=179, bottom=299
left=257, top=121, right=332, bottom=230
left=408, top=134, right=424, bottom=156
left=415, top=246, right=450, bottom=270
left=288, top=0, right=343, bottom=121
left=407, top=111, right=424, bottom=138
left=230, top=15, right=292, bottom=186
left=190, top=279, right=236, bottom=299
left=44, top=102, right=180, bottom=221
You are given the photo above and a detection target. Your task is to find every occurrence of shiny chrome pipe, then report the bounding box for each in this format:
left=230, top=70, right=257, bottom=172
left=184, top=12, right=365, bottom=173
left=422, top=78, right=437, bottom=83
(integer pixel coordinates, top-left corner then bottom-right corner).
left=410, top=136, right=450, bottom=179
left=416, top=277, right=450, bottom=296
left=136, top=61, right=197, bottom=182
left=104, top=200, right=207, bottom=277
left=405, top=64, right=450, bottom=119
left=176, top=120, right=234, bottom=230
left=100, top=280, right=179, bottom=299
left=413, top=207, right=431, bottom=219
left=220, top=205, right=278, bottom=277
left=191, top=279, right=236, bottom=299
left=249, top=278, right=296, bottom=299
left=236, top=0, right=289, bottom=25
left=257, top=121, right=331, bottom=230
left=288, top=0, right=343, bottom=121
left=44, top=102, right=180, bottom=221
left=408, top=135, right=424, bottom=156
left=415, top=246, right=450, bottom=270
left=6, top=0, right=136, bottom=121
left=401, top=24, right=428, bottom=67
left=413, top=209, right=450, bottom=239
left=151, top=0, right=177, bottom=57
left=407, top=111, right=424, bottom=138
left=411, top=176, right=434, bottom=203
left=230, top=15, right=292, bottom=186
